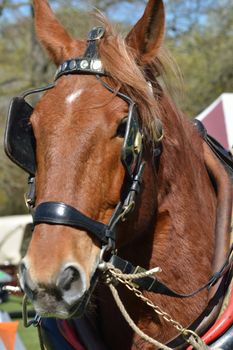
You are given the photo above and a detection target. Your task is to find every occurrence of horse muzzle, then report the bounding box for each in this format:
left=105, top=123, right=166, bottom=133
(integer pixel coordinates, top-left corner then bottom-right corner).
left=19, top=262, right=96, bottom=318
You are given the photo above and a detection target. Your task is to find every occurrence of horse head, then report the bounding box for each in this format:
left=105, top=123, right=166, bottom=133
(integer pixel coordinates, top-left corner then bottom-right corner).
left=18, top=0, right=165, bottom=318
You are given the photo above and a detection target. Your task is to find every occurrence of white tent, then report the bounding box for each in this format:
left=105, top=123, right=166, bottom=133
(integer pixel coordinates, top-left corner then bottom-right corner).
left=0, top=215, right=32, bottom=265
left=196, top=93, right=233, bottom=151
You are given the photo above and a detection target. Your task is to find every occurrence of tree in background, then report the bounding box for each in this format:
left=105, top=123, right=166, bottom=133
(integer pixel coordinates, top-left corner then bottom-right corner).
left=167, top=0, right=233, bottom=116
left=0, top=0, right=232, bottom=214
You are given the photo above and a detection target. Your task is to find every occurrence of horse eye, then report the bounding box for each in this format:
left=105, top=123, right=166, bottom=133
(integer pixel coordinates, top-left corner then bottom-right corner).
left=116, top=118, right=128, bottom=138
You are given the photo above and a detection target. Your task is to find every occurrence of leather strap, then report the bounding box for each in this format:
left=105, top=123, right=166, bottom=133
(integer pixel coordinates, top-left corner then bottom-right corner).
left=34, top=202, right=109, bottom=244
left=193, top=119, right=233, bottom=175
left=55, top=27, right=106, bottom=80
left=110, top=245, right=233, bottom=298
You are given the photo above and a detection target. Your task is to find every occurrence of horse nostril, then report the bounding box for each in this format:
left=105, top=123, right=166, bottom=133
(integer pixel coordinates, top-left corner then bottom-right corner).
left=57, top=266, right=81, bottom=291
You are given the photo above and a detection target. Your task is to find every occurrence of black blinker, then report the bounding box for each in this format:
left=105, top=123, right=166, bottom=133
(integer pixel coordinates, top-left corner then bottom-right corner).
left=116, top=118, right=127, bottom=138
left=4, top=97, right=35, bottom=175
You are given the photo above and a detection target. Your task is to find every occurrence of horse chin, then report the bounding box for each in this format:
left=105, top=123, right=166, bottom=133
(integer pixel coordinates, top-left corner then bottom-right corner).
left=68, top=289, right=92, bottom=319
left=34, top=290, right=89, bottom=319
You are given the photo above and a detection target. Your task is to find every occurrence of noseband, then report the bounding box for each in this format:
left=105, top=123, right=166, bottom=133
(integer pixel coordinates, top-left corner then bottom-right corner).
left=5, top=26, right=162, bottom=253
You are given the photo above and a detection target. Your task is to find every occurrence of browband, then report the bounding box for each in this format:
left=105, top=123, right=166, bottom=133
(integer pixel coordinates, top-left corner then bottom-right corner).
left=55, top=26, right=106, bottom=80
left=55, top=57, right=105, bottom=80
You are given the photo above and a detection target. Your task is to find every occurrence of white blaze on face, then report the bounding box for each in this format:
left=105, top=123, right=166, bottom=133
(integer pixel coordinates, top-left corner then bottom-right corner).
left=66, top=89, right=83, bottom=105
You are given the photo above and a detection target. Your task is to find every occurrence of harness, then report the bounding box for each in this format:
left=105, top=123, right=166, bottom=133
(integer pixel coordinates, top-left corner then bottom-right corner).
left=4, top=26, right=233, bottom=350
left=5, top=27, right=157, bottom=253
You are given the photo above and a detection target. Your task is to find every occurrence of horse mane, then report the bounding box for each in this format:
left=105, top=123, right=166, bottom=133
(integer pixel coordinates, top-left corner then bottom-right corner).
left=96, top=13, right=185, bottom=144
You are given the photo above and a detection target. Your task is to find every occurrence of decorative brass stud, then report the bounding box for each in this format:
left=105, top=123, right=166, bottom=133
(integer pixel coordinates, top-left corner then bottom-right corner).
left=62, top=62, right=68, bottom=71
left=69, top=60, right=76, bottom=70
left=80, top=60, right=89, bottom=69
left=134, top=132, right=142, bottom=154
left=91, top=59, right=103, bottom=71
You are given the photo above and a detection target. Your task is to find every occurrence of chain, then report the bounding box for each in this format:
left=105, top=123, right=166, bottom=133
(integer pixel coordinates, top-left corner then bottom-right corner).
left=107, top=266, right=185, bottom=333
left=109, top=283, right=173, bottom=350
left=103, top=264, right=210, bottom=349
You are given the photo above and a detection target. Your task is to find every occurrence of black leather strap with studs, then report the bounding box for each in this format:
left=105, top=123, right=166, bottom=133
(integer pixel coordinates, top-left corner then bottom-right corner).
left=55, top=26, right=106, bottom=80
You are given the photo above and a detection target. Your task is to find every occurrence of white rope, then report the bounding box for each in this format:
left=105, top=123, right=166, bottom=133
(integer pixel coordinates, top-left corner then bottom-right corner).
left=109, top=283, right=173, bottom=350
left=103, top=263, right=211, bottom=350
left=103, top=262, right=162, bottom=280
left=115, top=266, right=162, bottom=280
left=186, top=332, right=210, bottom=350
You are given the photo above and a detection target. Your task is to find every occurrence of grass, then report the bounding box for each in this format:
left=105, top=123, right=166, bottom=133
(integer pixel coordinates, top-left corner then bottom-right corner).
left=0, top=295, right=40, bottom=349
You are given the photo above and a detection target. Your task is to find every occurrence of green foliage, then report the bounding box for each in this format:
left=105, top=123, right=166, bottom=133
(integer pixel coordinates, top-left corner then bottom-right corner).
left=168, top=1, right=233, bottom=116
left=0, top=5, right=95, bottom=215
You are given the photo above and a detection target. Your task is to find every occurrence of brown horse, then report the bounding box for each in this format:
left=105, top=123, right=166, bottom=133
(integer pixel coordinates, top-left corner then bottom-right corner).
left=10, top=0, right=232, bottom=349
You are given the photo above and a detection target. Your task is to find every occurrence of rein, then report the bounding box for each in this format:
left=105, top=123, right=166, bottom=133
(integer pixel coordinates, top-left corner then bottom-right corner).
left=107, top=246, right=233, bottom=299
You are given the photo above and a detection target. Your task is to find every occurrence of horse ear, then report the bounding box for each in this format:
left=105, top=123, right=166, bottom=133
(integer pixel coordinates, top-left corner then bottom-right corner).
left=33, top=0, right=82, bottom=66
left=126, top=0, right=165, bottom=65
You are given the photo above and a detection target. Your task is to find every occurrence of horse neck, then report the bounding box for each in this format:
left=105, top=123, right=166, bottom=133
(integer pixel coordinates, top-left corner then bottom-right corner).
left=96, top=95, right=217, bottom=348
left=120, top=93, right=216, bottom=280
left=151, top=95, right=216, bottom=280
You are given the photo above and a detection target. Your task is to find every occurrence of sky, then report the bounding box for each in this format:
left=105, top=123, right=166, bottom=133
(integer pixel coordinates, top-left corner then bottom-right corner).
left=0, top=0, right=145, bottom=25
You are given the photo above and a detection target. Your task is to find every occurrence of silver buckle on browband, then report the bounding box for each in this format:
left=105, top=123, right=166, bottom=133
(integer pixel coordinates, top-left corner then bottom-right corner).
left=87, top=26, right=105, bottom=41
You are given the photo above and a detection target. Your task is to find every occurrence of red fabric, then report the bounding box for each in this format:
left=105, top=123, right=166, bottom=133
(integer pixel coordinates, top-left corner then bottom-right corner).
left=201, top=100, right=228, bottom=149
left=186, top=285, right=233, bottom=349
left=58, top=320, right=86, bottom=350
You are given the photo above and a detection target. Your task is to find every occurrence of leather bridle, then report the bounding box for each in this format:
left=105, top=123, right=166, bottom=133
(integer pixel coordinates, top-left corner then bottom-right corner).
left=5, top=26, right=232, bottom=300
left=5, top=26, right=161, bottom=253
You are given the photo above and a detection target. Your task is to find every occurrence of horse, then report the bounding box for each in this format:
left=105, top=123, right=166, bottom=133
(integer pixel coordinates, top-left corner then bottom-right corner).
left=4, top=0, right=233, bottom=349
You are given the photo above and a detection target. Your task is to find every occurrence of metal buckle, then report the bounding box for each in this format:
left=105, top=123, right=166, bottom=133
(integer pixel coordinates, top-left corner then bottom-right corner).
left=24, top=193, right=33, bottom=209
left=98, top=245, right=118, bottom=272
left=22, top=295, right=41, bottom=328
left=134, top=132, right=143, bottom=154
left=88, top=26, right=105, bottom=41
left=120, top=201, right=135, bottom=222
